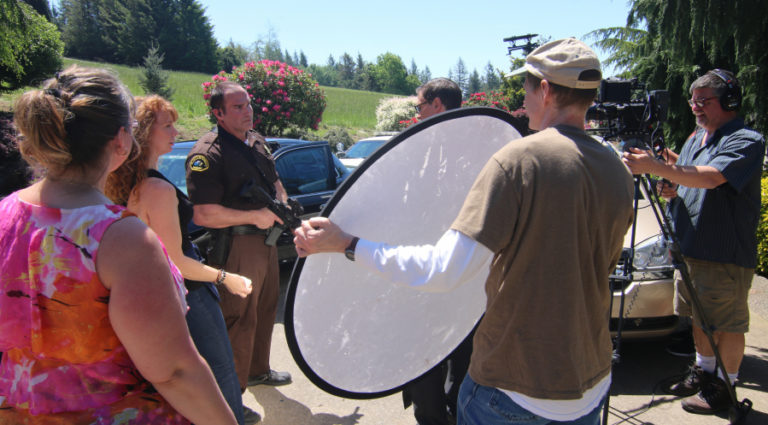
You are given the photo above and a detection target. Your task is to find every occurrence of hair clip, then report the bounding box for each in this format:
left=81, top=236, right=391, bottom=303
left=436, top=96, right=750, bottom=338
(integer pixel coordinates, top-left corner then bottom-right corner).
left=45, top=88, right=62, bottom=98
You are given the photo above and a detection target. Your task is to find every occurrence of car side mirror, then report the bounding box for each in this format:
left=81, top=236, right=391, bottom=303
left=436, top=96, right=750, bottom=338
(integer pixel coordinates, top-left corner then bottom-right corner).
left=337, top=151, right=345, bottom=158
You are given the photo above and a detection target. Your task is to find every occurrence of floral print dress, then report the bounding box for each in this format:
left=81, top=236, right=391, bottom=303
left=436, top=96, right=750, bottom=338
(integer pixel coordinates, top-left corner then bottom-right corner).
left=0, top=192, right=190, bottom=424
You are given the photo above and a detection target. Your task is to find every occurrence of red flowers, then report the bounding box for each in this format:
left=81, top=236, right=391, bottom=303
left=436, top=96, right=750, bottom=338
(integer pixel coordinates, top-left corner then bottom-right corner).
left=462, top=91, right=512, bottom=113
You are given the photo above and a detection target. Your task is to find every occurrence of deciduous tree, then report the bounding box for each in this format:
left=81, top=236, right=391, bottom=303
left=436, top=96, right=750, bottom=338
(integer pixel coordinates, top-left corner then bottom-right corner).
left=373, top=52, right=416, bottom=95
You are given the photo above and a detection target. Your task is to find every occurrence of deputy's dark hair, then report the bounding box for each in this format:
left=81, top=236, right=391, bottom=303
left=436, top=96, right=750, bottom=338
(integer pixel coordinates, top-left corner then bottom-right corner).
left=417, top=78, right=462, bottom=110
left=14, top=65, right=133, bottom=175
left=526, top=72, right=598, bottom=109
left=209, top=81, right=245, bottom=113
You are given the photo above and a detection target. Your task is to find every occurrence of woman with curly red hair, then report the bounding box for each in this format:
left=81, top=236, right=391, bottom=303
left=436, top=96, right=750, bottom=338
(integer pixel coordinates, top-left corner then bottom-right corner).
left=107, top=95, right=252, bottom=424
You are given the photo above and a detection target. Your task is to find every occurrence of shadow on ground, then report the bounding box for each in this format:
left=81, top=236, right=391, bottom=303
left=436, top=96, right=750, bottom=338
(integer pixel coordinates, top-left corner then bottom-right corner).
left=249, top=386, right=364, bottom=425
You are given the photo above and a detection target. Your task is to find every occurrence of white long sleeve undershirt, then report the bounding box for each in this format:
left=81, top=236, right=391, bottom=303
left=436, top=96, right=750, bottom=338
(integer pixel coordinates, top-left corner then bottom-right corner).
left=351, top=229, right=610, bottom=421
left=355, top=229, right=493, bottom=292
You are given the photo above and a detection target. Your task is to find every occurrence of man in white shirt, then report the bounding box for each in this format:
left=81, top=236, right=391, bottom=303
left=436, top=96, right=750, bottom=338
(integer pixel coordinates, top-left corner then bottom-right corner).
left=294, top=38, right=634, bottom=425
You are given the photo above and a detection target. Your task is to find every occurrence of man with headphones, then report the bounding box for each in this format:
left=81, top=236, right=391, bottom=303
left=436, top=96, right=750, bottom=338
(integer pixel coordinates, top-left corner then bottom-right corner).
left=623, top=69, right=765, bottom=415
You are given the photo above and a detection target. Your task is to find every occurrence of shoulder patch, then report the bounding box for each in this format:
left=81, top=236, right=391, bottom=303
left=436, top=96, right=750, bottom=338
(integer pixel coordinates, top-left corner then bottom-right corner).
left=189, top=154, right=210, bottom=172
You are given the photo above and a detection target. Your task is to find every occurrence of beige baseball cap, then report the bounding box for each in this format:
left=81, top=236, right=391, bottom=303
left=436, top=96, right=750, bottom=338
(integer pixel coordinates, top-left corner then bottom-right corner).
left=508, top=38, right=602, bottom=89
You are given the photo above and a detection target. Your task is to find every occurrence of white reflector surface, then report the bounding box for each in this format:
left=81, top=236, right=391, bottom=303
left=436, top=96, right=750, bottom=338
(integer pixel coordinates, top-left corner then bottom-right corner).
left=286, top=108, right=524, bottom=398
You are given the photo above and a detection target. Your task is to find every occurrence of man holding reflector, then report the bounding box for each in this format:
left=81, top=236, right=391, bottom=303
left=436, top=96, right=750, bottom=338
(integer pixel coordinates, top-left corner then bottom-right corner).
left=294, top=38, right=634, bottom=425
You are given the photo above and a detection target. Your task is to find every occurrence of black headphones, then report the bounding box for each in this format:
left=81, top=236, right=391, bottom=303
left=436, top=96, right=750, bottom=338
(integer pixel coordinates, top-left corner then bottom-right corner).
left=710, top=69, right=741, bottom=111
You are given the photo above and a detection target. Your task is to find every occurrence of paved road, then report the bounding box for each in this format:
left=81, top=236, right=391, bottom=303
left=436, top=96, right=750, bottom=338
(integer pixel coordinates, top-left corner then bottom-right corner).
left=242, top=265, right=768, bottom=424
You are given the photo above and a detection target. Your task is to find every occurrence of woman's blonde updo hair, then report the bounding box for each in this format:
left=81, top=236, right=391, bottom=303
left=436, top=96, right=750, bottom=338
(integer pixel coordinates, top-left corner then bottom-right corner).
left=106, top=95, right=178, bottom=205
left=13, top=65, right=134, bottom=176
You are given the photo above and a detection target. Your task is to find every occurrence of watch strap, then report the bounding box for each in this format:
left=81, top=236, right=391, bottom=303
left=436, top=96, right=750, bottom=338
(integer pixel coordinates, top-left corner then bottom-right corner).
left=345, top=237, right=360, bottom=261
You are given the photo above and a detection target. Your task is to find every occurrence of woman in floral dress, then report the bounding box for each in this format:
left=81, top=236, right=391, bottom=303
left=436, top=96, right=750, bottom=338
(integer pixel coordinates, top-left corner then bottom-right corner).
left=0, top=65, right=236, bottom=425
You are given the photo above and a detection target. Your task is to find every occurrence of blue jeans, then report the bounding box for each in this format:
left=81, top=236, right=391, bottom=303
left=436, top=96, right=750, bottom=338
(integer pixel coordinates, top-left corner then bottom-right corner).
left=457, top=374, right=603, bottom=425
left=186, top=283, right=244, bottom=425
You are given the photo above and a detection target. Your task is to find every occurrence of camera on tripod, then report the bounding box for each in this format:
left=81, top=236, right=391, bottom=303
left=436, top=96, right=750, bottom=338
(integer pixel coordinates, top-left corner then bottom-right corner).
left=586, top=78, right=670, bottom=152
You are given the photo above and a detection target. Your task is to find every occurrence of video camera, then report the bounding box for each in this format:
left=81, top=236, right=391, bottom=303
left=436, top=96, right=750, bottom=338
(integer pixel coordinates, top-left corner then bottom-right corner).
left=586, top=78, right=669, bottom=152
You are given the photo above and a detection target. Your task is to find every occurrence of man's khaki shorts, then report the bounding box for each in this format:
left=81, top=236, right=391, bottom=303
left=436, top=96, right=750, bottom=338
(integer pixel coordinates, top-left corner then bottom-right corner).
left=674, top=258, right=753, bottom=333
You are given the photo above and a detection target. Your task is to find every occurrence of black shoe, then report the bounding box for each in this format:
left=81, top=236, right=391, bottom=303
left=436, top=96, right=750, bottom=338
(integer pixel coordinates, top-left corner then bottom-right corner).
left=248, top=369, right=292, bottom=387
left=681, top=375, right=734, bottom=415
left=664, top=365, right=708, bottom=397
left=243, top=406, right=261, bottom=424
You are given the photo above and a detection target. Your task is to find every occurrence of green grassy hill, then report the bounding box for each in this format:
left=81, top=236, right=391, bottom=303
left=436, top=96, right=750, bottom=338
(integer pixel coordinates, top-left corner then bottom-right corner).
left=0, top=58, right=400, bottom=140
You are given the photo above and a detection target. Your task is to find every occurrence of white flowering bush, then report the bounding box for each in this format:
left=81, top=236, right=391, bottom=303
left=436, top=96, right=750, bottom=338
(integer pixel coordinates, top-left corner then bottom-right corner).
left=375, top=96, right=417, bottom=132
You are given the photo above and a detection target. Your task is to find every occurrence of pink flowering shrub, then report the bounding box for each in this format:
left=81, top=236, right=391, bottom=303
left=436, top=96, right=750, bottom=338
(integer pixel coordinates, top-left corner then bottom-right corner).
left=461, top=91, right=513, bottom=113
left=202, top=60, right=326, bottom=136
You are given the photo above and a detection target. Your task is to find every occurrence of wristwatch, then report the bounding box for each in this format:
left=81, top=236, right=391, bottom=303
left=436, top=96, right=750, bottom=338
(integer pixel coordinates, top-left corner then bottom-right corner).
left=344, top=237, right=360, bottom=261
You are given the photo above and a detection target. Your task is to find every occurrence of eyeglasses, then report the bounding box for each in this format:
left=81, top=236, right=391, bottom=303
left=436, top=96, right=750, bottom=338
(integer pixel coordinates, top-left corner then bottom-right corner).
left=415, top=101, right=430, bottom=113
left=688, top=96, right=718, bottom=108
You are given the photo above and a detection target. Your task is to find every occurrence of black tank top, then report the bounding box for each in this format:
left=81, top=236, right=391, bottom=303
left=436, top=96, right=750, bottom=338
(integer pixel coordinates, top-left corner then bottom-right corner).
left=147, top=169, right=218, bottom=298
left=147, top=169, right=196, bottom=258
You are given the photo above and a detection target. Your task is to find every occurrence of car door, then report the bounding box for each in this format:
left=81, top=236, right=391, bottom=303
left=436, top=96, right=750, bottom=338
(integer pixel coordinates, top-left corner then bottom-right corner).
left=272, top=142, right=341, bottom=262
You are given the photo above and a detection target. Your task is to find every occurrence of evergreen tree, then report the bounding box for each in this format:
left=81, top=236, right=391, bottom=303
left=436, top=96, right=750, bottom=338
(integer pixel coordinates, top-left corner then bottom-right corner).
left=139, top=43, right=174, bottom=100
left=1, top=0, right=63, bottom=90
left=451, top=58, right=469, bottom=95
left=172, top=0, right=218, bottom=72
left=119, top=0, right=156, bottom=65
left=420, top=66, right=431, bottom=84
left=468, top=69, right=482, bottom=95
left=58, top=0, right=218, bottom=73
left=484, top=62, right=501, bottom=91
left=98, top=0, right=130, bottom=63
left=21, top=0, right=52, bottom=21
left=58, top=0, right=112, bottom=60
left=409, top=59, right=418, bottom=76
left=588, top=0, right=768, bottom=148
left=338, top=52, right=355, bottom=88
left=284, top=49, right=294, bottom=65
left=355, top=63, right=380, bottom=92
left=299, top=50, right=308, bottom=67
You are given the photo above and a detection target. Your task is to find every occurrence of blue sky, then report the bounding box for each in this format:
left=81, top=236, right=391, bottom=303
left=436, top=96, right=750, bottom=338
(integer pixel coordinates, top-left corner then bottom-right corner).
left=195, top=0, right=633, bottom=78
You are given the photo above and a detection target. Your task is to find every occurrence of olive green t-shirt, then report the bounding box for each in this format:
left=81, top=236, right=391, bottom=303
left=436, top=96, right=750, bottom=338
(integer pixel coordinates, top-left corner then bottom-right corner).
left=451, top=125, right=634, bottom=400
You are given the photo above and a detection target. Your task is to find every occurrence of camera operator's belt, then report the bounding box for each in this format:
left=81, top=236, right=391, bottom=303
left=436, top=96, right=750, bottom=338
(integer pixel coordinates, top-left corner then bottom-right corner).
left=231, top=225, right=269, bottom=236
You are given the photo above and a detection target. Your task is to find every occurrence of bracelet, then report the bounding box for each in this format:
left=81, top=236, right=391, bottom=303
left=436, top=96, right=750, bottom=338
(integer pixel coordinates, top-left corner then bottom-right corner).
left=215, top=269, right=227, bottom=285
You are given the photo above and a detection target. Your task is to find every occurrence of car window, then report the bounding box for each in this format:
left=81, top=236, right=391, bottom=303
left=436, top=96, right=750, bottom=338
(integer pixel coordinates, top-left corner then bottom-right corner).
left=276, top=147, right=332, bottom=196
left=158, top=149, right=189, bottom=195
left=346, top=140, right=384, bottom=158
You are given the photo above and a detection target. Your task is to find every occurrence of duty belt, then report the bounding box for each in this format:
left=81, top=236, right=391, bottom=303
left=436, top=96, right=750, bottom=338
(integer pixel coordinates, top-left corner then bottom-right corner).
left=230, top=225, right=270, bottom=236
